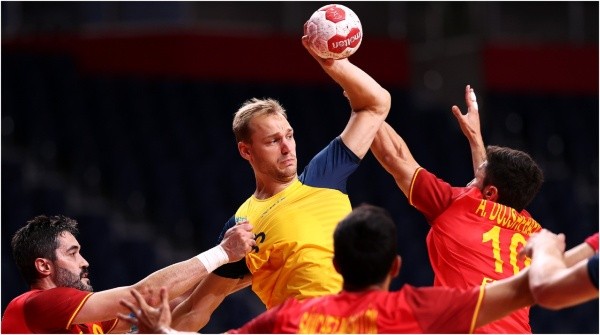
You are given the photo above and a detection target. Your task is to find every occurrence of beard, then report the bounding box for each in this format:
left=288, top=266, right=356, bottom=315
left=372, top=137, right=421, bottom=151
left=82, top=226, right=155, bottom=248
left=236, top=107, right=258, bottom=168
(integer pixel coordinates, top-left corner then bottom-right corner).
left=54, top=266, right=94, bottom=292
left=271, top=156, right=297, bottom=182
left=275, top=165, right=297, bottom=182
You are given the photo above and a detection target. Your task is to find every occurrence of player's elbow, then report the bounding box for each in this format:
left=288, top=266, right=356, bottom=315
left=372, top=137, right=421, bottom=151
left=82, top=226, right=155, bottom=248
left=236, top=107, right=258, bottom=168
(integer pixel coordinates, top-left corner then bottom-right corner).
left=373, top=89, right=391, bottom=119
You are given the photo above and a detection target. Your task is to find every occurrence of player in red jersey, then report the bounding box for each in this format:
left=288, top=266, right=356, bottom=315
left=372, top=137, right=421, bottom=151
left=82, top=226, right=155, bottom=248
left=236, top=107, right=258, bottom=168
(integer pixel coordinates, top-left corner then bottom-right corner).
left=117, top=204, right=535, bottom=334
left=370, top=85, right=545, bottom=333
left=1, top=214, right=255, bottom=333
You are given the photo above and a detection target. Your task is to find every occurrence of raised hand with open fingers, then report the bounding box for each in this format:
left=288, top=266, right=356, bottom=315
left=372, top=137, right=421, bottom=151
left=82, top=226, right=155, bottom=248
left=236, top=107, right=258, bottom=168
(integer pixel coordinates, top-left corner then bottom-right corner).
left=118, top=287, right=175, bottom=334
left=452, top=85, right=481, bottom=146
left=451, top=84, right=486, bottom=174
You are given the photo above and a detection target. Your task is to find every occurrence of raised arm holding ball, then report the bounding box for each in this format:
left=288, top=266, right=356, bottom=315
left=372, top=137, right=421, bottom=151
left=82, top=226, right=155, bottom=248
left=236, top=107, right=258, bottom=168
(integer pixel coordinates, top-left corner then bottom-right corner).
left=169, top=5, right=391, bottom=332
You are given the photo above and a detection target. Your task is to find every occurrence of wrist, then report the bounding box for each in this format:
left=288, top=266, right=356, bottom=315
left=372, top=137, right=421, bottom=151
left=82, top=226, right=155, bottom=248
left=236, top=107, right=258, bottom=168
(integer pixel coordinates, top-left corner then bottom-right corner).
left=196, top=245, right=230, bottom=273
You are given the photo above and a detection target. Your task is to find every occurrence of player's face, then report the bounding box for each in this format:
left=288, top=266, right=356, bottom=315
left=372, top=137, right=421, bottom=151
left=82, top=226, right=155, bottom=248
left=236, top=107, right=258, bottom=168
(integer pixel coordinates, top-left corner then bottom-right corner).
left=467, top=160, right=488, bottom=190
left=51, top=232, right=93, bottom=292
left=247, top=114, right=297, bottom=182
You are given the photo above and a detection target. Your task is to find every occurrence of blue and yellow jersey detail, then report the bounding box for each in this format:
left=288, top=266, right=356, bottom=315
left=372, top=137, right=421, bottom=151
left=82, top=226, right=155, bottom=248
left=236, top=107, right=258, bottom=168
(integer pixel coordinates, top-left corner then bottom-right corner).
left=214, top=137, right=360, bottom=309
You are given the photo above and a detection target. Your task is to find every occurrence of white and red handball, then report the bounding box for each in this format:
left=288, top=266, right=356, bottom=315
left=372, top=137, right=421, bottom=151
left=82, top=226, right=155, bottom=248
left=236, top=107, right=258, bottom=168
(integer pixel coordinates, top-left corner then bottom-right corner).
left=305, top=4, right=363, bottom=59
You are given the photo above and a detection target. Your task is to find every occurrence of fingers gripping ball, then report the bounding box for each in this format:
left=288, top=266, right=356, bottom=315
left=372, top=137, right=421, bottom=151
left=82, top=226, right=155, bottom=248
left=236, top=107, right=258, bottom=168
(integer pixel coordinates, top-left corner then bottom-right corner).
left=305, top=4, right=362, bottom=59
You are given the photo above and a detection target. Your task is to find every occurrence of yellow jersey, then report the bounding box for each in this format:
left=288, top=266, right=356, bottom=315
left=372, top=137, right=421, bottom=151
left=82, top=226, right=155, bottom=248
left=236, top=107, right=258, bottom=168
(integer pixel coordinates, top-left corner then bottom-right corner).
left=214, top=137, right=360, bottom=309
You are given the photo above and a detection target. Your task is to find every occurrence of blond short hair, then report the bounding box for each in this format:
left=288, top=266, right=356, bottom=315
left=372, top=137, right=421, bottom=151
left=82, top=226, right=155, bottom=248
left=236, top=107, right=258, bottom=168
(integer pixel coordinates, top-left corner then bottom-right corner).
left=232, top=98, right=287, bottom=143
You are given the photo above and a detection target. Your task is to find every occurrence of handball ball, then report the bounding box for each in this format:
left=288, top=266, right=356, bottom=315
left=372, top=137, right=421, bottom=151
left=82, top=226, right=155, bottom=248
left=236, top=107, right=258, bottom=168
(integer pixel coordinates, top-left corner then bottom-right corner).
left=305, top=4, right=363, bottom=60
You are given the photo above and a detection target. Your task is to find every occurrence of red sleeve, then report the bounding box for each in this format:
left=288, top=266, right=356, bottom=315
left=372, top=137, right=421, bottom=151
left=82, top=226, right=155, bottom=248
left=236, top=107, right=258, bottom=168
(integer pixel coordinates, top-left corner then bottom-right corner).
left=409, top=168, right=458, bottom=222
left=585, top=232, right=599, bottom=252
left=226, top=304, right=281, bottom=334
left=403, top=284, right=482, bottom=333
left=101, top=318, right=119, bottom=333
left=24, top=287, right=94, bottom=332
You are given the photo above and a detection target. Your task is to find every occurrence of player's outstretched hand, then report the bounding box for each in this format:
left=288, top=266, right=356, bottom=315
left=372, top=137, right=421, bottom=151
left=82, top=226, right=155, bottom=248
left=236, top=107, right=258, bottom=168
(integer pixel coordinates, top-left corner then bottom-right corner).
left=220, top=222, right=256, bottom=262
left=118, top=287, right=175, bottom=334
left=451, top=85, right=481, bottom=144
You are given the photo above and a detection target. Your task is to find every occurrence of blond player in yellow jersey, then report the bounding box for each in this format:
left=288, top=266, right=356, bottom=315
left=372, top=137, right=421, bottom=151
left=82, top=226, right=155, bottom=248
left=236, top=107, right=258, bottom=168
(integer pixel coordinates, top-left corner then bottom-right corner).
left=169, top=35, right=391, bottom=331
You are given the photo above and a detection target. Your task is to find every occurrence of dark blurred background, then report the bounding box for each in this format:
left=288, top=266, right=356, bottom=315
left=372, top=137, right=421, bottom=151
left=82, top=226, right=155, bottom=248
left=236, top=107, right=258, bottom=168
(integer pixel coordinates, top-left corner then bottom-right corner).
left=2, top=1, right=598, bottom=333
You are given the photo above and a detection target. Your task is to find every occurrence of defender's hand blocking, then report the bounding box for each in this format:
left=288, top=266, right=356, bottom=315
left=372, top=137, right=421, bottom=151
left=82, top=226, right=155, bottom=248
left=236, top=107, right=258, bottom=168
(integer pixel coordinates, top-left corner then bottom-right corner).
left=220, top=222, right=256, bottom=262
left=451, top=85, right=481, bottom=142
left=118, top=287, right=174, bottom=334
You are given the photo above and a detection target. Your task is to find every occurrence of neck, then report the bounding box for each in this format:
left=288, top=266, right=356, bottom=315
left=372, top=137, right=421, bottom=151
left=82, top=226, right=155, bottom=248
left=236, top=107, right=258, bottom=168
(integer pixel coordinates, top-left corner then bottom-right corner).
left=254, top=176, right=297, bottom=199
left=31, top=279, right=57, bottom=291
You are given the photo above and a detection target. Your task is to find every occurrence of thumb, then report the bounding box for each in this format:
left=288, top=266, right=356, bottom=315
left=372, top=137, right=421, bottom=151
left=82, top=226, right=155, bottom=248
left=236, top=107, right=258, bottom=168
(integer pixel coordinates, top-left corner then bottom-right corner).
left=451, top=105, right=464, bottom=119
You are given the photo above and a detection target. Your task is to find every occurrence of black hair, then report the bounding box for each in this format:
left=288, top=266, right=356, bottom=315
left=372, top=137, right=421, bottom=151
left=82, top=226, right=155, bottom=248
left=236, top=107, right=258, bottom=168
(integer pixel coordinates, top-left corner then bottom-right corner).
left=333, top=204, right=397, bottom=291
left=484, top=145, right=544, bottom=211
left=11, top=215, right=79, bottom=285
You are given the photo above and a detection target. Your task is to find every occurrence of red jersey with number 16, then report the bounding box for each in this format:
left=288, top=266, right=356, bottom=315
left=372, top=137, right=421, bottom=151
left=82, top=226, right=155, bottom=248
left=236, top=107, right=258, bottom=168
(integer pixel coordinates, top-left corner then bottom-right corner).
left=228, top=284, right=484, bottom=334
left=2, top=287, right=118, bottom=333
left=409, top=168, right=542, bottom=333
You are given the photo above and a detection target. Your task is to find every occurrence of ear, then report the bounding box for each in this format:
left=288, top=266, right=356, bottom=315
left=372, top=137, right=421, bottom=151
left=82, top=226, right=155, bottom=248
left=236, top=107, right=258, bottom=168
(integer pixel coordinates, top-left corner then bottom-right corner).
left=238, top=141, right=251, bottom=161
left=34, top=258, right=52, bottom=276
left=390, top=255, right=401, bottom=279
left=483, top=185, right=499, bottom=202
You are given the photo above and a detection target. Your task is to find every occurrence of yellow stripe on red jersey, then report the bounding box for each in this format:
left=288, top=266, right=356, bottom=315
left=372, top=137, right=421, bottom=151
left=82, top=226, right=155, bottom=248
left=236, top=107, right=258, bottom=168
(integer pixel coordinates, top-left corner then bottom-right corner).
left=409, top=168, right=540, bottom=333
